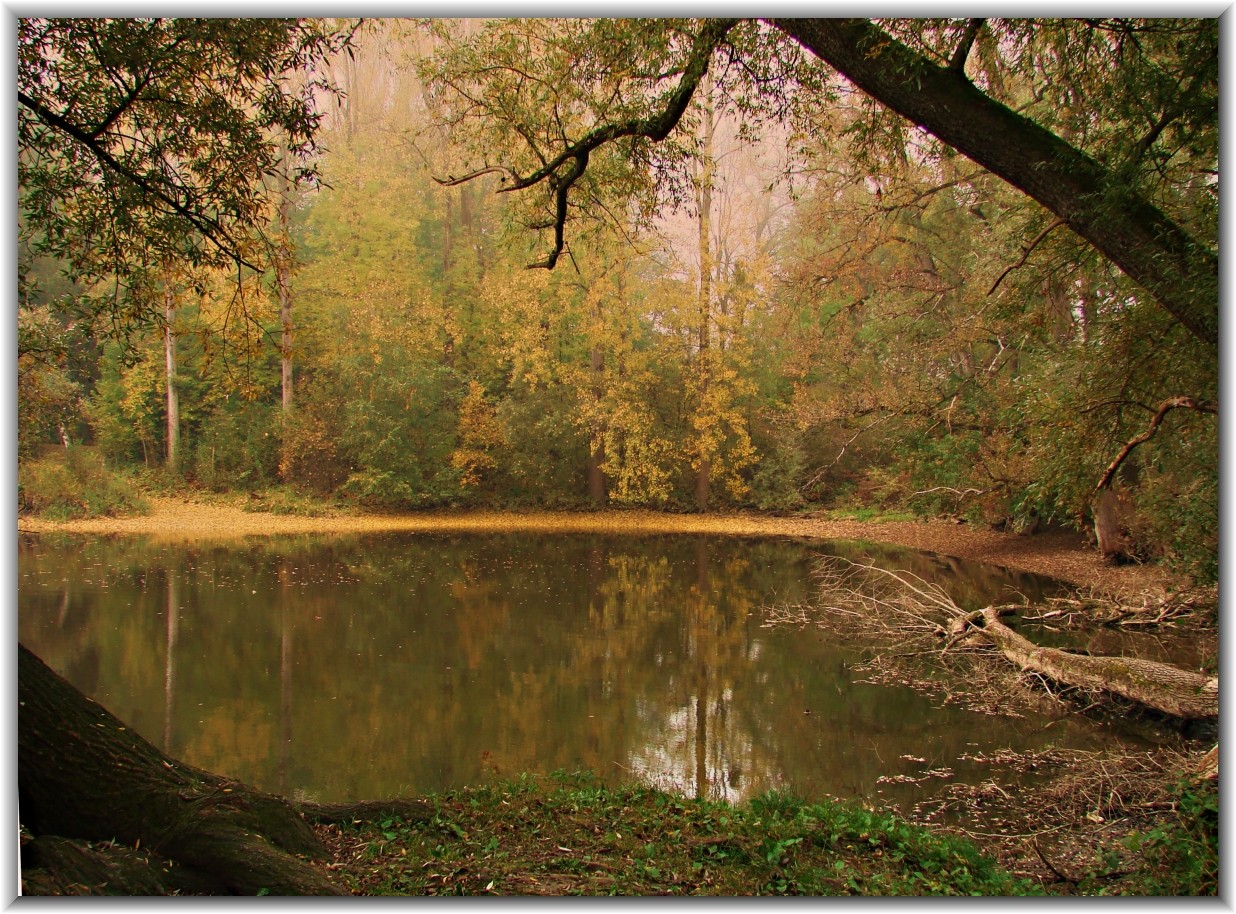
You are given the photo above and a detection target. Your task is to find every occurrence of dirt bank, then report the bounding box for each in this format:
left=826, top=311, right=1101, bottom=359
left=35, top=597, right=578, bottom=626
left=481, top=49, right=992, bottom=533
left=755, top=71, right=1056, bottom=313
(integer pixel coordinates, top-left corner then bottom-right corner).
left=18, top=497, right=1173, bottom=594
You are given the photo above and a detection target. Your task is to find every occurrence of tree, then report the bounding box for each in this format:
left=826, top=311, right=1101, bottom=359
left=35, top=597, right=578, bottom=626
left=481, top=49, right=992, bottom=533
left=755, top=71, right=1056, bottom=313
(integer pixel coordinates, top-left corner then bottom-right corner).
left=422, top=18, right=1216, bottom=348
left=769, top=19, right=1217, bottom=349
left=17, top=17, right=359, bottom=893
left=17, top=306, right=82, bottom=456
left=691, top=73, right=717, bottom=509
left=162, top=268, right=181, bottom=472
left=18, top=17, right=357, bottom=339
left=19, top=645, right=345, bottom=894
left=423, top=16, right=1216, bottom=561
left=770, top=103, right=1217, bottom=573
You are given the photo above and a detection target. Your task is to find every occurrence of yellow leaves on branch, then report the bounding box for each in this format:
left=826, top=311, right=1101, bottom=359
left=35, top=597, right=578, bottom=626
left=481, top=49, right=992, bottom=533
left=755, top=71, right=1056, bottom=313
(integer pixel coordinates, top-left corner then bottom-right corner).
left=451, top=380, right=508, bottom=488
left=687, top=358, right=759, bottom=500
left=485, top=271, right=555, bottom=388
left=600, top=400, right=675, bottom=505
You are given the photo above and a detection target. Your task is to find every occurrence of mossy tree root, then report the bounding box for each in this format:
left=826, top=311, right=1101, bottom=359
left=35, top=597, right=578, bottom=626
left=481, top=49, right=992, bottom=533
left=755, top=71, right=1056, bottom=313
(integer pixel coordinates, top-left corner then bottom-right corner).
left=18, top=643, right=346, bottom=895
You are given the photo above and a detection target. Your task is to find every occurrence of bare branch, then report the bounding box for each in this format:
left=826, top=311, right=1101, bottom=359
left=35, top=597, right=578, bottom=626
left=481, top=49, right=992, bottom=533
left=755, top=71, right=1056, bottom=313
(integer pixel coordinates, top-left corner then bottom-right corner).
left=1096, top=396, right=1216, bottom=492
left=948, top=18, right=985, bottom=73
left=436, top=165, right=516, bottom=187
left=442, top=18, right=740, bottom=270
left=987, top=218, right=1067, bottom=296
left=908, top=485, right=987, bottom=499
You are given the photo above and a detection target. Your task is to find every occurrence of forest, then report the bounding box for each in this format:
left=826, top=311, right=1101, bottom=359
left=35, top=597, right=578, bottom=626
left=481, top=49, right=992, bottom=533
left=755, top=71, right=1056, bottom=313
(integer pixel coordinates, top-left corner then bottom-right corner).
left=15, top=17, right=1219, bottom=897
left=18, top=17, right=1218, bottom=581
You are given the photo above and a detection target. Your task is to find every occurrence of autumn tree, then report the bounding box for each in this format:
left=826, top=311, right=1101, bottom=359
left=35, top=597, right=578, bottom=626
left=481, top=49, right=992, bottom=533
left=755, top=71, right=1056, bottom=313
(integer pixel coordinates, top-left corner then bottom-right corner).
left=286, top=20, right=514, bottom=506
left=17, top=17, right=363, bottom=893
left=18, top=18, right=356, bottom=339
left=421, top=17, right=1216, bottom=561
left=768, top=22, right=1216, bottom=574
left=423, top=18, right=1215, bottom=346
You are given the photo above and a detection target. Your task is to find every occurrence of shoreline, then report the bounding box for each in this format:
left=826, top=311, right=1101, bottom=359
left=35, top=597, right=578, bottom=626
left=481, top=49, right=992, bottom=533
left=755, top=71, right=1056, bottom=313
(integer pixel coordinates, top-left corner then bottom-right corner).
left=18, top=497, right=1172, bottom=594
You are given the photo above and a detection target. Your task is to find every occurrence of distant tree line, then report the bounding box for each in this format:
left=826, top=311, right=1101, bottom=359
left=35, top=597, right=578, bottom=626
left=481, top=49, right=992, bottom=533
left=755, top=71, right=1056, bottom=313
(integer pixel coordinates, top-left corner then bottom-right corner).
left=18, top=17, right=1217, bottom=580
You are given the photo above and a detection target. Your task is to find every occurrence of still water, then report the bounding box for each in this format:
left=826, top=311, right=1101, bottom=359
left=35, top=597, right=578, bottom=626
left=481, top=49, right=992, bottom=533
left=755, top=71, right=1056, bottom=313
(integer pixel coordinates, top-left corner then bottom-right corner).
left=18, top=531, right=1155, bottom=809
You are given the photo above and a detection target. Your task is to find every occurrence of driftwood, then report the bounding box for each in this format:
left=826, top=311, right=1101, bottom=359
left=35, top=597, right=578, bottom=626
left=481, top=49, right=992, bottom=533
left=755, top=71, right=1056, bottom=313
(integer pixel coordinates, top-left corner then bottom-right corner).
left=796, top=559, right=1217, bottom=722
left=971, top=607, right=1218, bottom=720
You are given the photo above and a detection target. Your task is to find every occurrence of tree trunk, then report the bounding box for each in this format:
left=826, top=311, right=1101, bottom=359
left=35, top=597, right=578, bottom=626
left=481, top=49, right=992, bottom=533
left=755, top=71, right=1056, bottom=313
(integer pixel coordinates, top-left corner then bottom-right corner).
left=442, top=191, right=457, bottom=367
left=694, top=74, right=715, bottom=512
left=587, top=320, right=607, bottom=505
left=163, top=283, right=179, bottom=472
left=766, top=18, right=1218, bottom=350
left=1091, top=487, right=1133, bottom=564
left=972, top=608, right=1217, bottom=719
left=277, top=252, right=293, bottom=416
left=18, top=644, right=345, bottom=895
left=276, top=138, right=295, bottom=416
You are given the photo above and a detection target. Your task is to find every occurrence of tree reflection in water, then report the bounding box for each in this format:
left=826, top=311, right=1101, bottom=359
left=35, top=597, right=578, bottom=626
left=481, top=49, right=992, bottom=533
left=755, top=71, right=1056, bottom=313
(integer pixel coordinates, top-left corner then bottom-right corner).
left=19, top=531, right=1145, bottom=808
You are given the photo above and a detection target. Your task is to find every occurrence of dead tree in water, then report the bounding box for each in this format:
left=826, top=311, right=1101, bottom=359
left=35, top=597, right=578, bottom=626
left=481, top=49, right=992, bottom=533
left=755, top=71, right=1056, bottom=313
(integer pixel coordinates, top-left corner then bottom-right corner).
left=967, top=606, right=1217, bottom=720
left=798, top=558, right=1217, bottom=721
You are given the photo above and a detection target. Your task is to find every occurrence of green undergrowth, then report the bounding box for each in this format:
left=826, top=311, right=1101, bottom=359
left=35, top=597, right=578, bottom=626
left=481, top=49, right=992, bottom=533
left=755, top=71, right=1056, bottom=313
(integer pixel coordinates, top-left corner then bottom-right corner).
left=1085, top=778, right=1218, bottom=896
left=326, top=772, right=1039, bottom=896
left=823, top=506, right=920, bottom=524
left=239, top=486, right=359, bottom=517
left=17, top=447, right=148, bottom=520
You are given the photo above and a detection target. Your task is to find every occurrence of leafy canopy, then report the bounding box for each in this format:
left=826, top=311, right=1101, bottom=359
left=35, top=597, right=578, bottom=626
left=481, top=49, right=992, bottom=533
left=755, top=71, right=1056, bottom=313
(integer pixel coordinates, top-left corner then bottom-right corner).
left=422, top=17, right=1217, bottom=347
left=18, top=17, right=357, bottom=338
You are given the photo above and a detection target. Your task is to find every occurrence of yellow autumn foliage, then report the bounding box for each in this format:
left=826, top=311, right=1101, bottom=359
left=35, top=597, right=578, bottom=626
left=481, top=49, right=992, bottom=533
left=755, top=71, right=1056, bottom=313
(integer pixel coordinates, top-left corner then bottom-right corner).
left=451, top=380, right=507, bottom=488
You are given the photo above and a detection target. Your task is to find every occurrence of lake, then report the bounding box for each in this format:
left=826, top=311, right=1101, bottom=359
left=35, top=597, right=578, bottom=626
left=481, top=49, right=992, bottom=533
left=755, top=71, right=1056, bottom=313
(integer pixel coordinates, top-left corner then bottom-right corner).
left=18, top=531, right=1163, bottom=811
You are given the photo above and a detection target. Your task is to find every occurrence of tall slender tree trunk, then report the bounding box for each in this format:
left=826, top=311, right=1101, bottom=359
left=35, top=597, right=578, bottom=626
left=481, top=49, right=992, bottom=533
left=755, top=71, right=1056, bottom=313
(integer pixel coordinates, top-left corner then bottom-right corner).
left=694, top=75, right=716, bottom=512
left=586, top=276, right=609, bottom=505
left=279, top=277, right=293, bottom=413
left=275, top=140, right=295, bottom=415
left=587, top=341, right=607, bottom=505
left=442, top=191, right=457, bottom=367
left=163, top=281, right=179, bottom=473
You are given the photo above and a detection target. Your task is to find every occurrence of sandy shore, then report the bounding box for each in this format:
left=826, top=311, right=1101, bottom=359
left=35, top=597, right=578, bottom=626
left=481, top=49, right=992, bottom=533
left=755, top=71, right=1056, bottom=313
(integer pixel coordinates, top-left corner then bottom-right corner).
left=18, top=496, right=1172, bottom=593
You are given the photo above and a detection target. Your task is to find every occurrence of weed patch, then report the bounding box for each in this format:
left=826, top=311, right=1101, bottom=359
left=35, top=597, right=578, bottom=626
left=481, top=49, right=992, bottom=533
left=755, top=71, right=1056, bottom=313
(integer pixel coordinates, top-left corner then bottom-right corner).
left=316, top=772, right=1037, bottom=896
left=18, top=448, right=147, bottom=520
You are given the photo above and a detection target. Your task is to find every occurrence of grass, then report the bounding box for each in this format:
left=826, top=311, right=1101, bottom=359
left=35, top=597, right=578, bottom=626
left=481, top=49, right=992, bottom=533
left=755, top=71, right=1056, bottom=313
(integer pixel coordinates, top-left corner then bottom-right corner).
left=824, top=506, right=920, bottom=523
left=239, top=486, right=359, bottom=517
left=319, top=772, right=1040, bottom=896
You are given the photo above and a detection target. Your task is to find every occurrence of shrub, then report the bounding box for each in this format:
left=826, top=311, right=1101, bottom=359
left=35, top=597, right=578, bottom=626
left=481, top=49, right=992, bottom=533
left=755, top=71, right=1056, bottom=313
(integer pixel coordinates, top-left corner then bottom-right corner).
left=1111, top=779, right=1218, bottom=896
left=189, top=403, right=281, bottom=491
left=18, top=447, right=147, bottom=520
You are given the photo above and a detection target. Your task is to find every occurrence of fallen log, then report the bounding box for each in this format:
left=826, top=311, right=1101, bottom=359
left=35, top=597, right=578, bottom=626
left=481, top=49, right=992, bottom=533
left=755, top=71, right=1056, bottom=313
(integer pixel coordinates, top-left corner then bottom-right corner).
left=973, top=608, right=1218, bottom=720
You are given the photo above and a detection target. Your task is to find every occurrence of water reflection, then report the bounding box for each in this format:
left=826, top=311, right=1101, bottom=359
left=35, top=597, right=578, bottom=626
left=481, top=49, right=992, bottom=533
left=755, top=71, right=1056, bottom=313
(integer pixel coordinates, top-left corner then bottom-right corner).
left=19, top=532, right=1150, bottom=808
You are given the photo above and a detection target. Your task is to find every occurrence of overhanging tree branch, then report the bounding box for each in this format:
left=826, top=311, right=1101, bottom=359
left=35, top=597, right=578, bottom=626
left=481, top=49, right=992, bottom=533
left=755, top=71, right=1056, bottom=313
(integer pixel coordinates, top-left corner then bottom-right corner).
left=18, top=89, right=256, bottom=271
left=442, top=18, right=1216, bottom=350
left=948, top=18, right=985, bottom=73
left=765, top=17, right=1218, bottom=350
left=1095, top=395, right=1216, bottom=492
left=437, top=18, right=740, bottom=269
